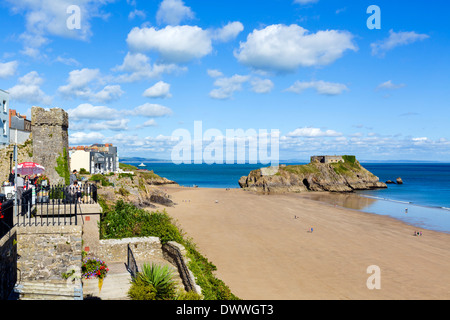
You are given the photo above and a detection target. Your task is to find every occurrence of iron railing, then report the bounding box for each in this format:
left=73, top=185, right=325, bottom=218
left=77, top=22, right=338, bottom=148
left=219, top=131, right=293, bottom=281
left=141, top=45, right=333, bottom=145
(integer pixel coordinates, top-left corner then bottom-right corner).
left=2, top=183, right=98, bottom=228
left=126, top=244, right=139, bottom=279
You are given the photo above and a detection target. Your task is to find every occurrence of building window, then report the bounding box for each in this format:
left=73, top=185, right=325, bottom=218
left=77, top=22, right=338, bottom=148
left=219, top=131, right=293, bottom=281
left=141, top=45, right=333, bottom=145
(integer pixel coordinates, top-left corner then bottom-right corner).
left=3, top=100, right=6, bottom=113
left=2, top=120, right=6, bottom=135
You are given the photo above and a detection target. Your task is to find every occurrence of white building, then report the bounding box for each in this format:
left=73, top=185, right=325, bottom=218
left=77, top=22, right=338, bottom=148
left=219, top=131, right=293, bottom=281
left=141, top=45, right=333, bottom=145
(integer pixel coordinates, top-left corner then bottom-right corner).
left=9, top=109, right=31, bottom=145
left=70, top=144, right=119, bottom=174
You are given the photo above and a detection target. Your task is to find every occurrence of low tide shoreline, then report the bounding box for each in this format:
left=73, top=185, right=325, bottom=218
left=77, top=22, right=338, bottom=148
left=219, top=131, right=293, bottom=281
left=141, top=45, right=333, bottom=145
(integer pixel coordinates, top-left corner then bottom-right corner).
left=152, top=185, right=450, bottom=300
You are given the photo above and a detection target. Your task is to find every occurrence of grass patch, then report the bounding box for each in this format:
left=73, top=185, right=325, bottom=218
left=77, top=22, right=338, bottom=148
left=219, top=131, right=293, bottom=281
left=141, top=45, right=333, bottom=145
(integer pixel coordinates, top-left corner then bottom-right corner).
left=282, top=164, right=320, bottom=175
left=119, top=162, right=138, bottom=171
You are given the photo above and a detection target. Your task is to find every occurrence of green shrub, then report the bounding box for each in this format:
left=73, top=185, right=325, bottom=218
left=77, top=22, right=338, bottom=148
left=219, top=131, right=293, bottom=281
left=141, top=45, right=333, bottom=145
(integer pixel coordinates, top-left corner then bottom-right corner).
left=175, top=290, right=203, bottom=300
left=137, top=263, right=177, bottom=300
left=100, top=200, right=183, bottom=244
left=119, top=163, right=138, bottom=171
left=89, top=174, right=113, bottom=187
left=128, top=276, right=157, bottom=300
left=79, top=168, right=90, bottom=175
left=119, top=173, right=134, bottom=181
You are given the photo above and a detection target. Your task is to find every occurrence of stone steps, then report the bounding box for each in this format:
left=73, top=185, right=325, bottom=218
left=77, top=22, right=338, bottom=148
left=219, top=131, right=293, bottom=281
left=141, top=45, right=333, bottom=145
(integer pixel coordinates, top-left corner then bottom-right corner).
left=83, top=273, right=132, bottom=300
left=14, top=281, right=83, bottom=300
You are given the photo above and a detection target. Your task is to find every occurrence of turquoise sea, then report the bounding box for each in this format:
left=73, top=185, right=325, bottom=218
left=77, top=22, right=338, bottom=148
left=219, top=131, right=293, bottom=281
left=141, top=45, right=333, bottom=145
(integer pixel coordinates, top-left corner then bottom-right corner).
left=123, top=161, right=450, bottom=233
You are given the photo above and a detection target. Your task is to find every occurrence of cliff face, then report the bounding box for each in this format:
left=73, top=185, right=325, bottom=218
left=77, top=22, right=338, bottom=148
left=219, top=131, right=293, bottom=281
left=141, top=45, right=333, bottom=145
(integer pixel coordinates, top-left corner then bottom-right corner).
left=239, top=158, right=387, bottom=193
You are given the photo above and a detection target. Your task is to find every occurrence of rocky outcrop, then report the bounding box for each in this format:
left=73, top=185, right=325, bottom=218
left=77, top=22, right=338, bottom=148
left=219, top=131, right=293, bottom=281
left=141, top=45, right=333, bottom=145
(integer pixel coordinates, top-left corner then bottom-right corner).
left=239, top=158, right=387, bottom=193
left=96, top=168, right=177, bottom=208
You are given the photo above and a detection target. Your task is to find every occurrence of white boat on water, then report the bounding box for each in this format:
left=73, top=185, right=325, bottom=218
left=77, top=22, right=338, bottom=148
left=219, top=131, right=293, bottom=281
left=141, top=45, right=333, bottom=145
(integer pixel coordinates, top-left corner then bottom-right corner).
left=138, top=163, right=146, bottom=167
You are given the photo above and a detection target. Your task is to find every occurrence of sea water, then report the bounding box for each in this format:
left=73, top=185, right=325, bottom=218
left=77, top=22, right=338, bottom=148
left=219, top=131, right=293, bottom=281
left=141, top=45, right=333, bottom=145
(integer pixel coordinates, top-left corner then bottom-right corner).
left=124, top=162, right=450, bottom=233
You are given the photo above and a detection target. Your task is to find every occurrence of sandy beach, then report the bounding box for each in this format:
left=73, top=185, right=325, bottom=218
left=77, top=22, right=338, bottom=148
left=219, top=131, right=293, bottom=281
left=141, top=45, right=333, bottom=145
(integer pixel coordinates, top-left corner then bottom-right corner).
left=155, top=186, right=450, bottom=300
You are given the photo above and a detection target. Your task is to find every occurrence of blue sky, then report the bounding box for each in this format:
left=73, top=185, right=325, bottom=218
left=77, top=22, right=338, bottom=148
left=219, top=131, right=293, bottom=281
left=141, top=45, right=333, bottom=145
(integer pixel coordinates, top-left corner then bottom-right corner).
left=0, top=0, right=449, bottom=161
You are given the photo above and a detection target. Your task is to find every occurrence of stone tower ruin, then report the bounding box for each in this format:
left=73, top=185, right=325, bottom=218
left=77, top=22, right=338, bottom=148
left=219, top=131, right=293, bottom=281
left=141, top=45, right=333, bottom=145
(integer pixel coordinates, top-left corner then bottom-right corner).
left=32, top=107, right=70, bottom=185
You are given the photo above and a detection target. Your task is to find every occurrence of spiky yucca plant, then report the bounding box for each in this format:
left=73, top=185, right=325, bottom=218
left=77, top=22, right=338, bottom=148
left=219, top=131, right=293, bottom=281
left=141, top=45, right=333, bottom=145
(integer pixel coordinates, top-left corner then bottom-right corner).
left=137, top=263, right=177, bottom=300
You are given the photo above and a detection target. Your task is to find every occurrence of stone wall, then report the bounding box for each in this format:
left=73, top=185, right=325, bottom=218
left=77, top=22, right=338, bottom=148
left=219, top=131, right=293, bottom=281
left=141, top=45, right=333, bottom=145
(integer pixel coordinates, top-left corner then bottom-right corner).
left=32, top=107, right=70, bottom=185
left=97, top=237, right=165, bottom=262
left=0, top=227, right=17, bottom=300
left=17, top=225, right=82, bottom=282
left=0, top=139, right=33, bottom=184
left=163, top=241, right=202, bottom=295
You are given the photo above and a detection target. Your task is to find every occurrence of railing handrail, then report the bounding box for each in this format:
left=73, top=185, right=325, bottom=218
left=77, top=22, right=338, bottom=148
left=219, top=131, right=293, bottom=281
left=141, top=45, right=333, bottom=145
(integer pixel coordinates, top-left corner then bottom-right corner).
left=126, top=244, right=139, bottom=279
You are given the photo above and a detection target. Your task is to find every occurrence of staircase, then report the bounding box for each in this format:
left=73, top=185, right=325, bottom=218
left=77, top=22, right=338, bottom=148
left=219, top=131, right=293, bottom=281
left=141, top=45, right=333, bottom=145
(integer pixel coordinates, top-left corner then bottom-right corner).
left=82, top=262, right=132, bottom=300
left=12, top=281, right=83, bottom=300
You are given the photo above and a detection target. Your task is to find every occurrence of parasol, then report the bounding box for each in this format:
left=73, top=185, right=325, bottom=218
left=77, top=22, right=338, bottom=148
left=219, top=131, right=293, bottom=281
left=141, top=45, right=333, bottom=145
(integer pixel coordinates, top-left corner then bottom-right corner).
left=13, top=162, right=45, bottom=176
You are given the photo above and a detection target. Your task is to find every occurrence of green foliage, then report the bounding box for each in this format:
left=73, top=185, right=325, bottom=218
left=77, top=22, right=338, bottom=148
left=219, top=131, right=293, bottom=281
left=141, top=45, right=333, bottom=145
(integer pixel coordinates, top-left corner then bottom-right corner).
left=175, top=290, right=203, bottom=300
left=89, top=174, right=113, bottom=187
left=342, top=155, right=356, bottom=164
left=55, top=147, right=70, bottom=185
left=119, top=162, right=138, bottom=171
left=79, top=168, right=90, bottom=175
left=136, top=263, right=177, bottom=300
left=128, top=276, right=157, bottom=300
left=283, top=163, right=320, bottom=175
left=330, top=157, right=361, bottom=175
left=119, top=173, right=134, bottom=181
left=100, top=200, right=183, bottom=244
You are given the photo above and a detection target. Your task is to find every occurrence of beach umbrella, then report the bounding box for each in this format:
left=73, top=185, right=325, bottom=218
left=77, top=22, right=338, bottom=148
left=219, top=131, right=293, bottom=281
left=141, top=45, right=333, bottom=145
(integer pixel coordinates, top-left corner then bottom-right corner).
left=13, top=162, right=45, bottom=176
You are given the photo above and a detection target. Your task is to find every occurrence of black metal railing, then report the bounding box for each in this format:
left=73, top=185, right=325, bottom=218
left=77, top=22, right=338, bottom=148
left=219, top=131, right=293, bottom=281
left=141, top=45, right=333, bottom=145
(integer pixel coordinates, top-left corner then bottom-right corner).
left=11, top=183, right=98, bottom=228
left=126, top=244, right=139, bottom=279
left=35, top=183, right=98, bottom=205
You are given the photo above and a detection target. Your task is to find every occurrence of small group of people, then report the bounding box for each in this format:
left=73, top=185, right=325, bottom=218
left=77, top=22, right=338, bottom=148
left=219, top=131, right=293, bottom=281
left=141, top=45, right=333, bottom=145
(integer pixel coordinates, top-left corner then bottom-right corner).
left=69, top=170, right=82, bottom=203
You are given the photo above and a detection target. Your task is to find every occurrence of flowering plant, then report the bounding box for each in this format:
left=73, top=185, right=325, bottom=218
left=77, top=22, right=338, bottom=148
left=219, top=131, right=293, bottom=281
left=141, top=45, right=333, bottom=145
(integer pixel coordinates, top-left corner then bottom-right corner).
left=82, top=258, right=109, bottom=280
left=36, top=175, right=50, bottom=185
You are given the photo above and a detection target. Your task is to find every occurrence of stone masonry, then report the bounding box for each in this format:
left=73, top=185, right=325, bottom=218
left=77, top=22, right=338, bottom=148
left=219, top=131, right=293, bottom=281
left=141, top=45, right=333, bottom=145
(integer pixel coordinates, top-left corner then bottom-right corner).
left=17, top=225, right=82, bottom=282
left=32, top=107, right=70, bottom=185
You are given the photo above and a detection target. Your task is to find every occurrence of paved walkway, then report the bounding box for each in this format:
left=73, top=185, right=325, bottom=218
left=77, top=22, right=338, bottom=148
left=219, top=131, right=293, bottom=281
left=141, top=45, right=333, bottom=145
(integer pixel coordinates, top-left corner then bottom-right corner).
left=83, top=262, right=132, bottom=300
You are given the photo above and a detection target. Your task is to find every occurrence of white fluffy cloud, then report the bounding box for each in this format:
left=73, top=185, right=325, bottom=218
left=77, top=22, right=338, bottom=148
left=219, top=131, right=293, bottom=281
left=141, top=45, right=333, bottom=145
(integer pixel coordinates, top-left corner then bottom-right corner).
left=286, top=80, right=349, bottom=96
left=126, top=21, right=243, bottom=65
left=113, top=52, right=184, bottom=83
left=212, top=21, right=244, bottom=42
left=156, top=0, right=194, bottom=25
left=143, top=81, right=172, bottom=99
left=209, top=74, right=250, bottom=100
left=5, top=0, right=112, bottom=57
left=0, top=61, right=18, bottom=78
left=67, top=103, right=118, bottom=121
left=127, top=25, right=213, bottom=64
left=58, top=68, right=124, bottom=103
left=250, top=78, right=274, bottom=94
left=131, top=103, right=173, bottom=117
left=234, top=24, right=357, bottom=73
left=207, top=69, right=224, bottom=78
left=371, top=30, right=429, bottom=56
left=208, top=72, right=274, bottom=99
left=287, top=127, right=342, bottom=138
left=376, top=80, right=406, bottom=91
left=69, top=131, right=105, bottom=145
left=8, top=71, right=52, bottom=105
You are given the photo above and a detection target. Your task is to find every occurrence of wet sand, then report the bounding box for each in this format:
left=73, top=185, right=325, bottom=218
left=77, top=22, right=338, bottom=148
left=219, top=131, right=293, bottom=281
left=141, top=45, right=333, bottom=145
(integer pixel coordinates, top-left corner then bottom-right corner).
left=155, top=186, right=450, bottom=300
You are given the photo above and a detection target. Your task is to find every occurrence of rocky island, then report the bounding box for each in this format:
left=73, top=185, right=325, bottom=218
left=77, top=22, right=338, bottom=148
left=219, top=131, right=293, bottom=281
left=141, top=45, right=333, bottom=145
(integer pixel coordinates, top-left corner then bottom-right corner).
left=239, top=155, right=387, bottom=193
